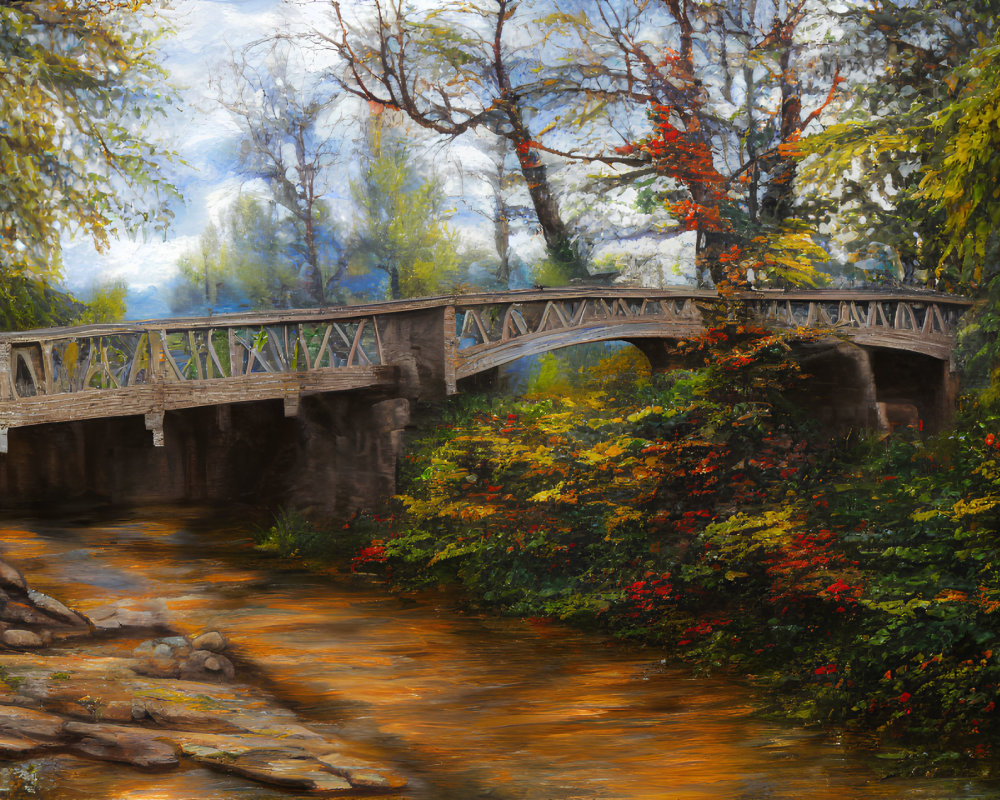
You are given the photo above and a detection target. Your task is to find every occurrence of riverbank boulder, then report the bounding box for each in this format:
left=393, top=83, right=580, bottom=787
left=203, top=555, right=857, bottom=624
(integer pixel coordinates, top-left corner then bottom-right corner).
left=0, top=561, right=409, bottom=794
left=132, top=631, right=236, bottom=682
left=0, top=559, right=90, bottom=650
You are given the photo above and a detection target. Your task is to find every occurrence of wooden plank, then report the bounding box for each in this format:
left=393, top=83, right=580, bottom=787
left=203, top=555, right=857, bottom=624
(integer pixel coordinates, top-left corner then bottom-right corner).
left=207, top=329, right=227, bottom=378
left=158, top=331, right=186, bottom=382
left=347, top=319, right=366, bottom=366
left=443, top=305, right=457, bottom=395
left=0, top=366, right=397, bottom=430
left=315, top=324, right=334, bottom=368
left=502, top=306, right=528, bottom=340
left=99, top=344, right=120, bottom=389
left=933, top=304, right=948, bottom=335
left=125, top=333, right=150, bottom=386
left=42, top=343, right=54, bottom=396
left=463, top=308, right=492, bottom=344
left=538, top=302, right=568, bottom=332
left=228, top=328, right=242, bottom=376
left=264, top=326, right=287, bottom=372
left=188, top=331, right=205, bottom=381
left=0, top=342, right=10, bottom=401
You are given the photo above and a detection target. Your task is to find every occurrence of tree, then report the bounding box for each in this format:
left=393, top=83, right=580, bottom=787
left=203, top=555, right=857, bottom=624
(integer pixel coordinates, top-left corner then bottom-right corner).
left=170, top=194, right=339, bottom=313
left=797, top=0, right=1000, bottom=289
left=468, top=137, right=517, bottom=285
left=74, top=278, right=128, bottom=324
left=320, top=0, right=588, bottom=281
left=0, top=0, right=177, bottom=328
left=214, top=37, right=346, bottom=305
left=547, top=0, right=841, bottom=290
left=917, top=30, right=1000, bottom=287
left=349, top=111, right=462, bottom=299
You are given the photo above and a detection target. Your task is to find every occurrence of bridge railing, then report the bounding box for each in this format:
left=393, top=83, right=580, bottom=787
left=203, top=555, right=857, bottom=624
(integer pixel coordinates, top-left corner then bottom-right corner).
left=0, top=313, right=384, bottom=401
left=449, top=289, right=973, bottom=365
left=0, top=289, right=974, bottom=401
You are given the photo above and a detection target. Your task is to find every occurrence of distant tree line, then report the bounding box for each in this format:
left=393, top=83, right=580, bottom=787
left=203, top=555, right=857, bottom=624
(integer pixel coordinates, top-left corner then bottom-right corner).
left=5, top=0, right=1000, bottom=329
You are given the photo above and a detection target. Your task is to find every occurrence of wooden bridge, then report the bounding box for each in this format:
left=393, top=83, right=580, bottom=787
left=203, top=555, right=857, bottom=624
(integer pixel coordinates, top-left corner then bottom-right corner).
left=0, top=288, right=972, bottom=453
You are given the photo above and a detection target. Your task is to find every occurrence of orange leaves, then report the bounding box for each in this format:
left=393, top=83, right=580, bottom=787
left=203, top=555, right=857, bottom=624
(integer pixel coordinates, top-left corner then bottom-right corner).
left=514, top=139, right=542, bottom=169
left=667, top=199, right=725, bottom=232
left=718, top=245, right=742, bottom=264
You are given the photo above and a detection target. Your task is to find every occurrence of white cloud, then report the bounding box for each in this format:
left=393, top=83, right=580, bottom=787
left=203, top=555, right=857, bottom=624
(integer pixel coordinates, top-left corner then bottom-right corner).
left=64, top=235, right=200, bottom=293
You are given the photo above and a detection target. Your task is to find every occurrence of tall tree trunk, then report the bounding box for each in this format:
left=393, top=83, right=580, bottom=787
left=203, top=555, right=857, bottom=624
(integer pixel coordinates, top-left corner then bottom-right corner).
left=302, top=199, right=325, bottom=306
left=389, top=265, right=401, bottom=300
left=508, top=127, right=586, bottom=281
left=760, top=35, right=801, bottom=225
left=491, top=1, right=586, bottom=282
left=492, top=188, right=511, bottom=284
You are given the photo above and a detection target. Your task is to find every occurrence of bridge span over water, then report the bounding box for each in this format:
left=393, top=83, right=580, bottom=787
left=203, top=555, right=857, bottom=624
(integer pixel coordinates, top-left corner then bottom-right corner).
left=0, top=287, right=972, bottom=454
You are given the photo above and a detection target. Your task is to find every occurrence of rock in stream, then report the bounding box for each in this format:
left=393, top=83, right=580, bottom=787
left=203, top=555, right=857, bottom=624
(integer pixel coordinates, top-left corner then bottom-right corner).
left=0, top=557, right=407, bottom=795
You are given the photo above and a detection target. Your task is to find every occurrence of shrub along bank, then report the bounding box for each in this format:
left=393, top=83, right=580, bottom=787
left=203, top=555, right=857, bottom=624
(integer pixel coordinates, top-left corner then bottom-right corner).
left=258, top=327, right=1000, bottom=773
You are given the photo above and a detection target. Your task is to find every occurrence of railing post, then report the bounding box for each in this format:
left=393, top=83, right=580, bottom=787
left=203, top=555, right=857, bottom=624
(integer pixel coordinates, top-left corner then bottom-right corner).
left=145, top=328, right=166, bottom=447
left=0, top=341, right=11, bottom=454
left=444, top=304, right=457, bottom=395
left=0, top=341, right=11, bottom=402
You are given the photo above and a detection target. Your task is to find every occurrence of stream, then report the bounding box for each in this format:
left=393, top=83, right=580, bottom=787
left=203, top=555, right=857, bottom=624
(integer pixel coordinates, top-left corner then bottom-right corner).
left=2, top=508, right=999, bottom=800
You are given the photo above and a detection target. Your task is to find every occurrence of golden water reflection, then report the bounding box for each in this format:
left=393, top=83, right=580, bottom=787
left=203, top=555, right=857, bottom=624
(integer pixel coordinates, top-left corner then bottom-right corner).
left=3, top=512, right=999, bottom=800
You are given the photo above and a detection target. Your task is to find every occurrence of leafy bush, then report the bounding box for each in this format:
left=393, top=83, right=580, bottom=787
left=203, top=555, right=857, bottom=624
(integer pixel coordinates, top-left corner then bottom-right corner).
left=337, top=328, right=1000, bottom=770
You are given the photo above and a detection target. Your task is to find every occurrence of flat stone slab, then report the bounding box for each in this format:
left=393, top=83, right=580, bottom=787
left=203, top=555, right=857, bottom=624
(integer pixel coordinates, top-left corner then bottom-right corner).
left=2, top=629, right=44, bottom=648
left=181, top=745, right=354, bottom=793
left=0, top=733, right=49, bottom=755
left=64, top=721, right=179, bottom=769
left=0, top=569, right=408, bottom=794
left=0, top=705, right=66, bottom=741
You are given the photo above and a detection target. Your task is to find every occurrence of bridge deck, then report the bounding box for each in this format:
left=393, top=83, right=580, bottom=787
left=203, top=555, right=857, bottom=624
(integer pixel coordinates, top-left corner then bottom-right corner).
left=0, top=288, right=973, bottom=451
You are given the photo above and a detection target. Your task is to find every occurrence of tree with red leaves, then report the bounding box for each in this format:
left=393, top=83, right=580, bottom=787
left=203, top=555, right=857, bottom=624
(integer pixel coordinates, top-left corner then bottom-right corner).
left=546, top=0, right=841, bottom=291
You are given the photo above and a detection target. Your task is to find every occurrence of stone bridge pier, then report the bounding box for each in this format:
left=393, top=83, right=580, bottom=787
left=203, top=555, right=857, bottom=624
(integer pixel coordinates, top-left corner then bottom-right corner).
left=0, top=390, right=410, bottom=517
left=787, top=341, right=959, bottom=434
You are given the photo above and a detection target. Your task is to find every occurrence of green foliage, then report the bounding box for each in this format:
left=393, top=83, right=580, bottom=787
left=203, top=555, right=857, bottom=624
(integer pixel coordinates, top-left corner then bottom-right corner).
left=799, top=0, right=1000, bottom=286
left=0, top=1, right=177, bottom=302
left=348, top=328, right=815, bottom=621
left=326, top=323, right=1000, bottom=768
left=917, top=30, right=1000, bottom=288
left=170, top=195, right=341, bottom=313
left=0, top=276, right=81, bottom=331
left=253, top=507, right=380, bottom=566
left=73, top=279, right=127, bottom=324
left=350, top=114, right=463, bottom=299
left=254, top=508, right=316, bottom=559
left=680, top=425, right=1000, bottom=767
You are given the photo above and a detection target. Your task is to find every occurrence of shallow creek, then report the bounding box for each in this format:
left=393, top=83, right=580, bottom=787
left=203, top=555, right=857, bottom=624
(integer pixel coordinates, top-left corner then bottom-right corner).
left=2, top=509, right=999, bottom=800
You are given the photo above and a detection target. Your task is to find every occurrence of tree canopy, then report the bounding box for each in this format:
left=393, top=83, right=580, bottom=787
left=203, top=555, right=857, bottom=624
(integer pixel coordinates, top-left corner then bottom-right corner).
left=215, top=38, right=346, bottom=305
left=349, top=111, right=463, bottom=299
left=0, top=0, right=177, bottom=327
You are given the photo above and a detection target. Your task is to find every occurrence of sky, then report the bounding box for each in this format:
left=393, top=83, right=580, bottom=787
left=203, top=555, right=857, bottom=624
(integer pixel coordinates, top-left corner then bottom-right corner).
left=59, top=0, right=697, bottom=320
left=62, top=0, right=306, bottom=317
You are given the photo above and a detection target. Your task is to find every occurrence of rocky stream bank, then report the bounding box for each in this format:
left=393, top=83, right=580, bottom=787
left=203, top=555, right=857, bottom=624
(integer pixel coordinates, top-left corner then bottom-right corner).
left=0, top=556, right=407, bottom=795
